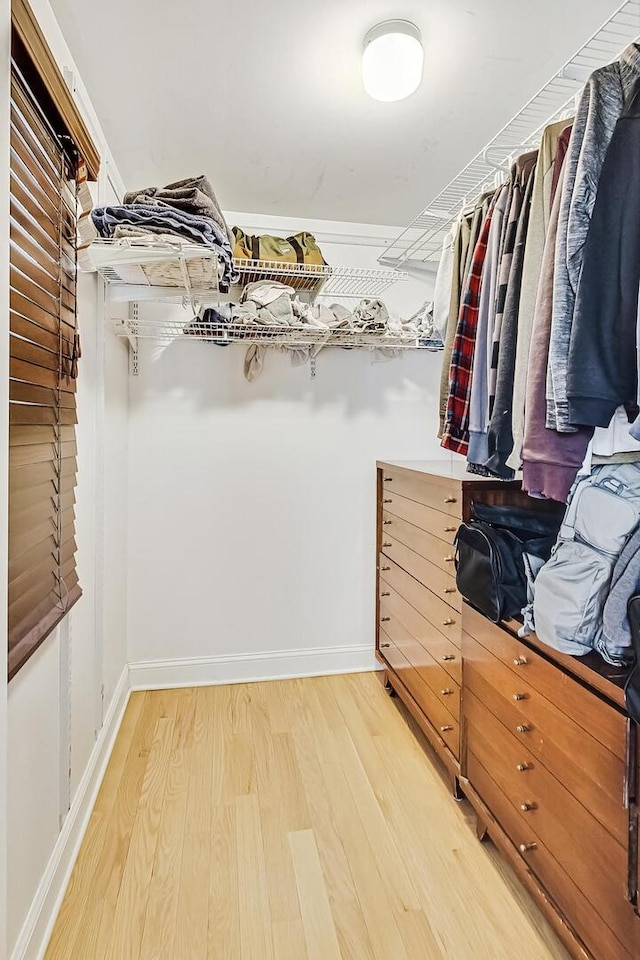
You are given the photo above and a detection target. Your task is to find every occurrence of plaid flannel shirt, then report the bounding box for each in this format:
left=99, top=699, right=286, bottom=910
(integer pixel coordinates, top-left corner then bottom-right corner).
left=441, top=200, right=496, bottom=455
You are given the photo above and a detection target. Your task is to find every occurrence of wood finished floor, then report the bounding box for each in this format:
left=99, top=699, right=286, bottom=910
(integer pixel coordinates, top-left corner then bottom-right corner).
left=45, top=673, right=570, bottom=959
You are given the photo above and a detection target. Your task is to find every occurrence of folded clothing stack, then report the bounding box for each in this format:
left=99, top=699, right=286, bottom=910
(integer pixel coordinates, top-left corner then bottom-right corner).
left=86, top=175, right=238, bottom=286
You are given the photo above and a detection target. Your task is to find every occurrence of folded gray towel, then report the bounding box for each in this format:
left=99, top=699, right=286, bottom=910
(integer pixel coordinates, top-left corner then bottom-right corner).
left=123, top=175, right=234, bottom=248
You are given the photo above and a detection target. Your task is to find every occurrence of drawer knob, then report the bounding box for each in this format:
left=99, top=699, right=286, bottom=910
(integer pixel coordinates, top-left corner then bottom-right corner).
left=381, top=591, right=390, bottom=597
left=444, top=587, right=456, bottom=594
left=513, top=656, right=528, bottom=666
left=444, top=526, right=456, bottom=533
left=516, top=724, right=531, bottom=734
left=383, top=477, right=393, bottom=483
left=442, top=618, right=455, bottom=626
left=516, top=762, right=532, bottom=772
left=520, top=802, right=537, bottom=812
left=380, top=642, right=390, bottom=648
left=519, top=842, right=537, bottom=854
left=383, top=498, right=393, bottom=504
left=442, top=654, right=456, bottom=662
left=381, top=565, right=390, bottom=571
left=444, top=496, right=457, bottom=504
left=441, top=688, right=454, bottom=696
left=512, top=693, right=527, bottom=701
left=381, top=617, right=390, bottom=623
left=383, top=542, right=393, bottom=548
left=444, top=555, right=455, bottom=563
left=440, top=725, right=454, bottom=732
left=383, top=519, right=393, bottom=525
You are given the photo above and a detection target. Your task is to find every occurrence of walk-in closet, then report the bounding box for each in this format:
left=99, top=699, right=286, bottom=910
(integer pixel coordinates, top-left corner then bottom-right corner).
left=1, top=2, right=640, bottom=959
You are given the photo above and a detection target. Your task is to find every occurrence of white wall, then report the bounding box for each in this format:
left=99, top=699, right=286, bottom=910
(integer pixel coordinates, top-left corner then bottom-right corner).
left=5, top=2, right=130, bottom=955
left=127, top=219, right=447, bottom=683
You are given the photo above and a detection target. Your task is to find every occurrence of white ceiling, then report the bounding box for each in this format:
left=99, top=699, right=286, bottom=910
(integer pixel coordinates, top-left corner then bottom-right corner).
left=51, top=0, right=626, bottom=226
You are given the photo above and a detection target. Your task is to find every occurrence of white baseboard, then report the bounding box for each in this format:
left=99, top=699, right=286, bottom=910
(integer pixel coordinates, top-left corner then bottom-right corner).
left=129, top=643, right=380, bottom=690
left=10, top=666, right=131, bottom=960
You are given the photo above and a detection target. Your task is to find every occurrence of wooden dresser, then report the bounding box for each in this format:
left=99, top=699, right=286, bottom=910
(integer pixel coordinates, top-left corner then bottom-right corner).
left=375, top=460, right=521, bottom=790
left=375, top=461, right=640, bottom=960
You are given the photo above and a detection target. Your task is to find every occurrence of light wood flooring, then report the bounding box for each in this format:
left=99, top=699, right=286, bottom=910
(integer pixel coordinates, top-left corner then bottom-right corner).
left=45, top=673, right=570, bottom=959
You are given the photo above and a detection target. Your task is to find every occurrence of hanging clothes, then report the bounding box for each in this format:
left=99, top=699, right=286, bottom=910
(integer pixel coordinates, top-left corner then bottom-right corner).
left=441, top=196, right=497, bottom=455
left=521, top=134, right=593, bottom=502
left=547, top=42, right=640, bottom=433
left=432, top=224, right=457, bottom=342
left=438, top=213, right=472, bottom=437
left=487, top=155, right=534, bottom=416
left=566, top=77, right=640, bottom=430
left=508, top=120, right=571, bottom=472
left=467, top=179, right=512, bottom=468
left=485, top=151, right=538, bottom=478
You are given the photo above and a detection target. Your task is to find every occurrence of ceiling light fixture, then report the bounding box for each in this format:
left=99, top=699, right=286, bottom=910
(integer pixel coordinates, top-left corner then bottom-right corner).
left=362, top=20, right=424, bottom=102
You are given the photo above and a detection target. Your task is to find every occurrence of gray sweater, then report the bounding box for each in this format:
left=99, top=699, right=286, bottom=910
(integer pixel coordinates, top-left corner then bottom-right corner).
left=547, top=43, right=640, bottom=433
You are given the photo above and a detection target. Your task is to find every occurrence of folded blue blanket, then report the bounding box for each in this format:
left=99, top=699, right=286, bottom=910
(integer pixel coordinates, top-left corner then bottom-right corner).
left=91, top=203, right=238, bottom=285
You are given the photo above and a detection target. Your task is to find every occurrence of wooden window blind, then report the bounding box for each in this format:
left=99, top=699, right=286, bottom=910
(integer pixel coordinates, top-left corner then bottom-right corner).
left=8, top=54, right=82, bottom=679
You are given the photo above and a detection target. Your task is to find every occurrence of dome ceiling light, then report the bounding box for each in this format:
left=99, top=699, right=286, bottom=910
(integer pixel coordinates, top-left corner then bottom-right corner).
left=362, top=20, right=424, bottom=102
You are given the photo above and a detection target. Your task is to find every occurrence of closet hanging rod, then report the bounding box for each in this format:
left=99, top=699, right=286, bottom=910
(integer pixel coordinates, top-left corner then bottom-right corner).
left=380, top=0, right=640, bottom=267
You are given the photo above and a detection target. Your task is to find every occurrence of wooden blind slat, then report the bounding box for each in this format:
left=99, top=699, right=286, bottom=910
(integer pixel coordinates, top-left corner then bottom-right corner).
left=10, top=356, right=77, bottom=392
left=10, top=313, right=74, bottom=358
left=10, top=404, right=76, bottom=426
left=8, top=581, right=81, bottom=680
left=9, top=532, right=75, bottom=585
left=10, top=496, right=74, bottom=536
left=10, top=198, right=59, bottom=261
left=10, top=379, right=76, bottom=407
left=10, top=475, right=74, bottom=514
left=11, top=288, right=76, bottom=342
left=10, top=117, right=61, bottom=204
left=9, top=457, right=77, bottom=491
left=9, top=423, right=75, bottom=446
left=9, top=439, right=77, bottom=466
left=10, top=334, right=59, bottom=372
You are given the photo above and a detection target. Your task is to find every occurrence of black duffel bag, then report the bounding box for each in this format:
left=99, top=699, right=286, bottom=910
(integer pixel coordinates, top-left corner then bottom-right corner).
left=454, top=502, right=563, bottom=623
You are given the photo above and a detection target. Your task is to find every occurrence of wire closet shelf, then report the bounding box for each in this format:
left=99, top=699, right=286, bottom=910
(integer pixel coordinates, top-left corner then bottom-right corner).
left=380, top=1, right=640, bottom=266
left=87, top=238, right=409, bottom=304
left=87, top=238, right=429, bottom=351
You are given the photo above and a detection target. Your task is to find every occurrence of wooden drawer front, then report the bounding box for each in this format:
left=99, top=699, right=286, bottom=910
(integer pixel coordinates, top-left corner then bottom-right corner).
left=379, top=535, right=461, bottom=613
left=380, top=631, right=460, bottom=759
left=465, top=691, right=636, bottom=945
left=382, top=491, right=459, bottom=545
left=380, top=558, right=461, bottom=648
left=380, top=585, right=461, bottom=685
left=382, top=511, right=460, bottom=578
left=380, top=601, right=460, bottom=720
left=467, top=753, right=635, bottom=960
left=381, top=468, right=462, bottom=519
left=464, top=633, right=627, bottom=846
left=464, top=603, right=626, bottom=761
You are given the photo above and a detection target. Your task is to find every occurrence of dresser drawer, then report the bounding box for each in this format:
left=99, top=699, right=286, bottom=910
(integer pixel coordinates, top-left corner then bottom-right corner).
left=380, top=631, right=459, bottom=759
left=381, top=491, right=459, bottom=545
left=380, top=584, right=461, bottom=685
left=382, top=510, right=461, bottom=578
left=465, top=691, right=635, bottom=945
left=381, top=467, right=462, bottom=519
left=380, top=601, right=460, bottom=720
left=464, top=632, right=627, bottom=846
left=467, top=752, right=635, bottom=960
left=379, top=535, right=461, bottom=613
left=464, top=603, right=626, bottom=761
left=380, top=558, right=461, bottom=648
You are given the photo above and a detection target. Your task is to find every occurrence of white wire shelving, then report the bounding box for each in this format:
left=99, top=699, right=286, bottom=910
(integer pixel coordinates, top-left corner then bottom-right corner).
left=381, top=1, right=640, bottom=266
left=86, top=238, right=409, bottom=307
left=115, top=314, right=439, bottom=350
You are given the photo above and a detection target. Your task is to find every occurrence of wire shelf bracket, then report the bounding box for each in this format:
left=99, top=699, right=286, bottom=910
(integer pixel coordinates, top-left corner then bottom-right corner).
left=380, top=1, right=640, bottom=266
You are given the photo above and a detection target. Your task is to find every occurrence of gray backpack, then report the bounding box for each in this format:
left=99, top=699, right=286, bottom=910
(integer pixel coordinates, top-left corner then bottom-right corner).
left=533, top=464, right=640, bottom=665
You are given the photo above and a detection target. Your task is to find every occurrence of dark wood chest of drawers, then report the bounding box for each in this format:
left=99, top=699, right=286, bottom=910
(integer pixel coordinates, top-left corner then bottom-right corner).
left=375, top=461, right=640, bottom=960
